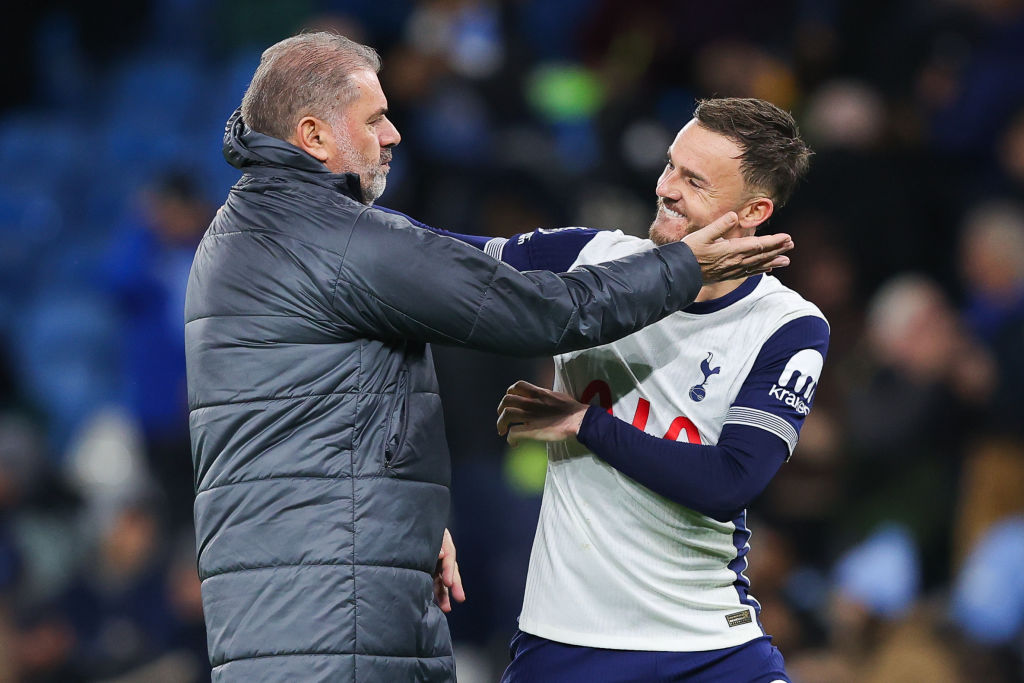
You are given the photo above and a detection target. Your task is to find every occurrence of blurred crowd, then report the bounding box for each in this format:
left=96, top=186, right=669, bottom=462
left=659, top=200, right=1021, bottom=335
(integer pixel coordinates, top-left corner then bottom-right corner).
left=0, top=0, right=1023, bottom=681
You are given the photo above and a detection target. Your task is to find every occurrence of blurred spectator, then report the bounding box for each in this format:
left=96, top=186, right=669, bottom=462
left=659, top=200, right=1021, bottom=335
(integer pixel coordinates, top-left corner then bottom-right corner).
left=694, top=40, right=798, bottom=109
left=997, top=105, right=1024, bottom=197
left=953, top=515, right=1024, bottom=644
left=958, top=202, right=1024, bottom=439
left=103, top=171, right=209, bottom=440
left=161, top=535, right=208, bottom=678
left=63, top=408, right=152, bottom=518
left=953, top=436, right=1024, bottom=568
left=960, top=201, right=1024, bottom=343
left=842, top=275, right=993, bottom=586
left=804, top=80, right=886, bottom=152
left=951, top=202, right=1024, bottom=576
left=56, top=497, right=188, bottom=680
left=922, top=0, right=1024, bottom=154
left=102, top=171, right=211, bottom=525
left=833, top=524, right=921, bottom=620
left=0, top=415, right=38, bottom=680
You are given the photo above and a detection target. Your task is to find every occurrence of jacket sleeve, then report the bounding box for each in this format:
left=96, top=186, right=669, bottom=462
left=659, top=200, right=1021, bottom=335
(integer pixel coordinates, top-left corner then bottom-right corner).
left=333, top=209, right=702, bottom=356
left=375, top=205, right=599, bottom=272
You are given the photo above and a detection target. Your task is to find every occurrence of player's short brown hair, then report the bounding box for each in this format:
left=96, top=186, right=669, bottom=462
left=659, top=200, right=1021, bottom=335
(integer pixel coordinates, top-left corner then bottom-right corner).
left=693, top=98, right=812, bottom=207
left=241, top=32, right=381, bottom=142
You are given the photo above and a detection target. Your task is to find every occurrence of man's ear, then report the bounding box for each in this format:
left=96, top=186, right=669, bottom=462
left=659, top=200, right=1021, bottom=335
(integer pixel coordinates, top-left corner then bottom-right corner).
left=292, top=116, right=333, bottom=163
left=739, top=197, right=774, bottom=232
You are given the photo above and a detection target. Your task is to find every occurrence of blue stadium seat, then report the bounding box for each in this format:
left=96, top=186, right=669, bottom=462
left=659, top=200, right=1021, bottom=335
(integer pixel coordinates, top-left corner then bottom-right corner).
left=0, top=111, right=89, bottom=189
left=104, top=55, right=203, bottom=130
left=0, top=186, right=65, bottom=295
left=12, top=288, right=121, bottom=456
left=196, top=49, right=261, bottom=134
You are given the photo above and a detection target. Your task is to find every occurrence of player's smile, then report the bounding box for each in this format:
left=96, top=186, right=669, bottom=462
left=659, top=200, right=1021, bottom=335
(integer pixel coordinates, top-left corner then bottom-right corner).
left=660, top=201, right=686, bottom=221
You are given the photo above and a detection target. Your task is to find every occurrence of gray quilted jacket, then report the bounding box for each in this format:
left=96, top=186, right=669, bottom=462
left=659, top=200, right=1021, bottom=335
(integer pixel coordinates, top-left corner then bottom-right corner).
left=185, top=110, right=702, bottom=681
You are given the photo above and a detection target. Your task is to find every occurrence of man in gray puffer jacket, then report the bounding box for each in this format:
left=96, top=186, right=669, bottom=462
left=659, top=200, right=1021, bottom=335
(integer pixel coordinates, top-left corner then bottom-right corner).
left=185, top=32, right=794, bottom=682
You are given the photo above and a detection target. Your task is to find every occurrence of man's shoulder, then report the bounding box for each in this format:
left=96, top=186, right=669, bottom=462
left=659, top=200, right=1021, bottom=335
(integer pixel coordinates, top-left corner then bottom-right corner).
left=361, top=205, right=431, bottom=234
left=214, top=180, right=368, bottom=249
left=747, top=275, right=829, bottom=333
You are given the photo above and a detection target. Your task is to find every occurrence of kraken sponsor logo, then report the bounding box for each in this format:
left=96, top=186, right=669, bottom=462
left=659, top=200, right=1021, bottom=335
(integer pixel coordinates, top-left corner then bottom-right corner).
left=768, top=349, right=823, bottom=415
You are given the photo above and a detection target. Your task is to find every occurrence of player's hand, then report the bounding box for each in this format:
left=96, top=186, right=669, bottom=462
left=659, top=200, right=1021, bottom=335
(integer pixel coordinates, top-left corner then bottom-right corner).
left=433, top=528, right=465, bottom=613
left=682, top=212, right=794, bottom=283
left=497, top=380, right=589, bottom=446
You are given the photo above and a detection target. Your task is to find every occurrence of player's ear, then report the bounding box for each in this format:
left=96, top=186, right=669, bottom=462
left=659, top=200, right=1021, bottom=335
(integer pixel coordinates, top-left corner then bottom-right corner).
left=738, top=197, right=774, bottom=232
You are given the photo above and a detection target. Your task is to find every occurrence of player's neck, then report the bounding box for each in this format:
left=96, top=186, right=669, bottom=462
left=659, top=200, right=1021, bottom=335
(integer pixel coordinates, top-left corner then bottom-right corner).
left=695, top=277, right=747, bottom=303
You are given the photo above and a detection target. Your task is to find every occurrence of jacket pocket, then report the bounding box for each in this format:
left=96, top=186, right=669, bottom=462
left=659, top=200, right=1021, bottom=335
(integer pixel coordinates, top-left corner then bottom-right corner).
left=383, top=368, right=410, bottom=469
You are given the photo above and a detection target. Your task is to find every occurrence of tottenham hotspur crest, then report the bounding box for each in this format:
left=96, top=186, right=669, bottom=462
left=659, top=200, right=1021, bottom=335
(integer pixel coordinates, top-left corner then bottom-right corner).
left=689, top=352, right=721, bottom=402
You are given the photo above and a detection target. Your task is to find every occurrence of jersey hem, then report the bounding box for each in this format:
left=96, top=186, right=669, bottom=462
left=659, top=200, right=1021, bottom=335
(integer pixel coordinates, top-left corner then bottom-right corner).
left=516, top=615, right=764, bottom=653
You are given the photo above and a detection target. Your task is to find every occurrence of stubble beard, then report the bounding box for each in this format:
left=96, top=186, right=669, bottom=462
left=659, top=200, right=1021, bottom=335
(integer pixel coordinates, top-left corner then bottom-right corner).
left=336, top=133, right=390, bottom=206
left=361, top=168, right=387, bottom=206
left=649, top=199, right=700, bottom=245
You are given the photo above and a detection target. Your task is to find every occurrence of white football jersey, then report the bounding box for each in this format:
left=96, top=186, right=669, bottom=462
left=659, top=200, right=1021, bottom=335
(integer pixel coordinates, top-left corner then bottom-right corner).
left=515, top=230, right=828, bottom=651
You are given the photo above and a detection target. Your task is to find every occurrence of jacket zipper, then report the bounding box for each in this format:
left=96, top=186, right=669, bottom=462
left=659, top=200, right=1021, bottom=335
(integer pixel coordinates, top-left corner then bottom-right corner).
left=384, top=368, right=410, bottom=468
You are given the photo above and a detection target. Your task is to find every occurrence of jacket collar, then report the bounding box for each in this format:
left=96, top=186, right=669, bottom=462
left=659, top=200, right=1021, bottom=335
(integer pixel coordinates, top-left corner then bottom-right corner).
left=222, top=108, right=364, bottom=201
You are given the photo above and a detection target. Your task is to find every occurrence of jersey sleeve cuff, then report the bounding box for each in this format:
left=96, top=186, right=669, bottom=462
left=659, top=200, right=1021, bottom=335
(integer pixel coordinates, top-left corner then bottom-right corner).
left=724, top=406, right=799, bottom=458
left=484, top=237, right=507, bottom=260
left=576, top=404, right=607, bottom=448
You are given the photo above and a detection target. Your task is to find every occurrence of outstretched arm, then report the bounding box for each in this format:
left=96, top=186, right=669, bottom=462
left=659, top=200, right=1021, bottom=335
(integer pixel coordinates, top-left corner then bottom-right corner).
left=338, top=211, right=792, bottom=357
left=374, top=206, right=795, bottom=282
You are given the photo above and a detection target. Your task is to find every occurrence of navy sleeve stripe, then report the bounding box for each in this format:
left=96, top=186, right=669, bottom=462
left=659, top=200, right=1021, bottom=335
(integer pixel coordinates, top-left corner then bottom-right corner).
left=724, top=406, right=798, bottom=457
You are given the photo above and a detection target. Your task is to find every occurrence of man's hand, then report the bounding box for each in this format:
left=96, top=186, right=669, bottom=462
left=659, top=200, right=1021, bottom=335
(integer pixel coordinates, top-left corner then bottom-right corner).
left=433, top=528, right=465, bottom=613
left=496, top=381, right=589, bottom=446
left=682, top=212, right=794, bottom=283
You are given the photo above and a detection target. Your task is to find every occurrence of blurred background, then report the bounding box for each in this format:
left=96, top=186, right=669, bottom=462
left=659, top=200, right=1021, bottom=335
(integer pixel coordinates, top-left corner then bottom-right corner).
left=0, top=0, right=1022, bottom=680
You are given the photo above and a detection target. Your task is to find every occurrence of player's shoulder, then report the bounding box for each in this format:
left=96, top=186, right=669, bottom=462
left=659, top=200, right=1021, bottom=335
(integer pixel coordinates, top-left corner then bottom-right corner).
left=748, top=275, right=830, bottom=337
left=573, top=230, right=653, bottom=267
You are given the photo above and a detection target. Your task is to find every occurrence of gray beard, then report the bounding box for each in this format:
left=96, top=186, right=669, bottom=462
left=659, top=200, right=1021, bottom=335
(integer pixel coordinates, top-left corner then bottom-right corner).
left=361, top=170, right=386, bottom=205
left=335, top=128, right=387, bottom=205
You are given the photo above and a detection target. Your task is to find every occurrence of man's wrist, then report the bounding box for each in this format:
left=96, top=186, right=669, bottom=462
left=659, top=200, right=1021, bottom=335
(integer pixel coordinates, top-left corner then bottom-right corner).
left=570, top=405, right=589, bottom=436
left=657, top=241, right=703, bottom=305
left=576, top=404, right=606, bottom=447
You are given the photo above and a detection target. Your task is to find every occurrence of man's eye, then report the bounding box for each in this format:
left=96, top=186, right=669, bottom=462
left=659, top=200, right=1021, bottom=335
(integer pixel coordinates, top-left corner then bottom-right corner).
left=689, top=179, right=702, bottom=189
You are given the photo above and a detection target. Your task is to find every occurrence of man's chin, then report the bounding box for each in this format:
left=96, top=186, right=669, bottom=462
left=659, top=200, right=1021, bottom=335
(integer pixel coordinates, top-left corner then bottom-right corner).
left=649, top=221, right=688, bottom=245
left=359, top=172, right=387, bottom=205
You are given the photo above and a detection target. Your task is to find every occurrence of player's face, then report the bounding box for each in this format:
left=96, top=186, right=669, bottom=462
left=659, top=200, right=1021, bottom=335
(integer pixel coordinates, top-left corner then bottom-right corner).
left=326, top=69, right=401, bottom=204
left=649, top=121, right=752, bottom=245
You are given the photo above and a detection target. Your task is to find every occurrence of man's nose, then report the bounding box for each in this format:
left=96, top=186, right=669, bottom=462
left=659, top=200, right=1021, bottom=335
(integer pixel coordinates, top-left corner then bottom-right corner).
left=656, top=175, right=680, bottom=200
left=381, top=119, right=401, bottom=147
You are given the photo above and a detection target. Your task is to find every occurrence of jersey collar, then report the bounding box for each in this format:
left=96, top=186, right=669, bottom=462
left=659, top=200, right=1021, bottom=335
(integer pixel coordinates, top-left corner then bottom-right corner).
left=683, top=274, right=762, bottom=315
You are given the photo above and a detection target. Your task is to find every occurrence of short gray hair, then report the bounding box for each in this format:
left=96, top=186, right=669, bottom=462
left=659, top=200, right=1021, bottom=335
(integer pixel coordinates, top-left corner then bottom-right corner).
left=241, top=32, right=381, bottom=141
